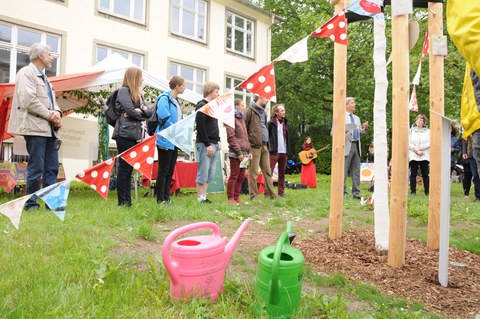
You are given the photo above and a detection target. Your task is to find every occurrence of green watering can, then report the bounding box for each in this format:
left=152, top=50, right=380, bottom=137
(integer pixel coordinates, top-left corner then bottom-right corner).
left=256, top=222, right=304, bottom=318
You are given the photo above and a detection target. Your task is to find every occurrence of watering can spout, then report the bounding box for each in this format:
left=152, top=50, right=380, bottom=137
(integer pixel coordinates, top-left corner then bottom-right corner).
left=225, top=218, right=251, bottom=263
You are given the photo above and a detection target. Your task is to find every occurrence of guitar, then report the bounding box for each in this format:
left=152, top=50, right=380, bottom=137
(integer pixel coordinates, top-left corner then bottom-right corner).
left=298, top=144, right=330, bottom=165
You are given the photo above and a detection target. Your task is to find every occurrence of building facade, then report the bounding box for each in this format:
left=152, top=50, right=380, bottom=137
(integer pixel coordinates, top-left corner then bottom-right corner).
left=0, top=0, right=278, bottom=177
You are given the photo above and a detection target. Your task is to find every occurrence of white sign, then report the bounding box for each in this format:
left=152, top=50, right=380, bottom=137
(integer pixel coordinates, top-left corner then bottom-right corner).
left=432, top=35, right=448, bottom=56
left=58, top=116, right=99, bottom=161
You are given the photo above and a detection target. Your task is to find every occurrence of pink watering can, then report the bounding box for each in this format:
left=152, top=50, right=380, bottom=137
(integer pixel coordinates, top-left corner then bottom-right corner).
left=162, top=219, right=250, bottom=301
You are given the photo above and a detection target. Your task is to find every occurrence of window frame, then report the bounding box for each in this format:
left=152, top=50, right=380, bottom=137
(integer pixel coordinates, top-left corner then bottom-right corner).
left=225, top=74, right=251, bottom=106
left=95, top=45, right=144, bottom=68
left=170, top=0, right=208, bottom=43
left=169, top=61, right=206, bottom=96
left=225, top=11, right=255, bottom=58
left=0, top=21, right=61, bottom=83
left=98, top=0, right=147, bottom=25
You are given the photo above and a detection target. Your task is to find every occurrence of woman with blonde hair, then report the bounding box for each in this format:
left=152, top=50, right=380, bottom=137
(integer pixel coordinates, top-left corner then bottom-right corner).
left=113, top=67, right=153, bottom=206
left=409, top=114, right=430, bottom=195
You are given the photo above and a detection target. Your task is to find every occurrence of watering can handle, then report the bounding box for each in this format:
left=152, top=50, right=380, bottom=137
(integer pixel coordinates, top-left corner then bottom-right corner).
left=161, top=222, right=220, bottom=285
left=269, top=231, right=290, bottom=305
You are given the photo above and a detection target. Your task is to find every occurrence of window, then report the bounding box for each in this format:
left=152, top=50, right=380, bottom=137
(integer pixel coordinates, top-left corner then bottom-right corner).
left=96, top=45, right=144, bottom=68
left=171, top=0, right=207, bottom=42
left=99, top=0, right=146, bottom=24
left=0, top=22, right=61, bottom=83
left=225, top=75, right=251, bottom=106
left=169, top=62, right=205, bottom=95
left=226, top=11, right=254, bottom=57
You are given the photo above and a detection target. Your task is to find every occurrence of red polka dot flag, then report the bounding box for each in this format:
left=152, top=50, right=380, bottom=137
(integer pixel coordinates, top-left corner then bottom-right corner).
left=311, top=10, right=348, bottom=46
left=421, top=31, right=429, bottom=57
left=238, top=61, right=277, bottom=102
left=120, top=135, right=157, bottom=180
left=75, top=157, right=116, bottom=199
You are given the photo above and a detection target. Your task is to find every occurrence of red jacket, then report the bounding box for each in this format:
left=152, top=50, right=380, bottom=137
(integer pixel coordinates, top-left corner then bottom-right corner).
left=227, top=112, right=251, bottom=157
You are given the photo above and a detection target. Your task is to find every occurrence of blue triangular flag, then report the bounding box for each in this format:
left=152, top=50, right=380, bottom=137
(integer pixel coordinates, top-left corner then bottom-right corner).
left=35, top=180, right=71, bottom=221
left=159, top=112, right=196, bottom=153
left=347, top=0, right=383, bottom=20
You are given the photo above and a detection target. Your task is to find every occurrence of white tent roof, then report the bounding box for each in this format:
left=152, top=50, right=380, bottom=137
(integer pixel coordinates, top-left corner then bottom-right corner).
left=85, top=53, right=202, bottom=104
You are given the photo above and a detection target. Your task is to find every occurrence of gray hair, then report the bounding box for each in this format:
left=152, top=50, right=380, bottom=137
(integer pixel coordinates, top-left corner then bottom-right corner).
left=346, top=97, right=355, bottom=105
left=29, top=43, right=50, bottom=62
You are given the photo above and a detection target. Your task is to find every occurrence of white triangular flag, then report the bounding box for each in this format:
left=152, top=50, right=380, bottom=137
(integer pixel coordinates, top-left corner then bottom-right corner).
left=274, top=36, right=309, bottom=63
left=0, top=194, right=33, bottom=229
left=412, top=62, right=422, bottom=85
left=197, top=90, right=235, bottom=128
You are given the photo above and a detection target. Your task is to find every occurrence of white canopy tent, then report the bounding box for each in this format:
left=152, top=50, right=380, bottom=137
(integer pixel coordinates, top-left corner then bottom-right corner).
left=85, top=53, right=202, bottom=103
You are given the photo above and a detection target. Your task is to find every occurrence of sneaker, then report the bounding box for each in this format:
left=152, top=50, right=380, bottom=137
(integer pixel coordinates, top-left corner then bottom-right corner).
left=235, top=198, right=244, bottom=204
left=228, top=198, right=237, bottom=204
left=200, top=199, right=213, bottom=204
left=161, top=200, right=172, bottom=205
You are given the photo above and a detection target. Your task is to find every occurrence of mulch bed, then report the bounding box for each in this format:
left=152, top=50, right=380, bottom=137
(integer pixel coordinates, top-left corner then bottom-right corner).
left=296, top=231, right=480, bottom=319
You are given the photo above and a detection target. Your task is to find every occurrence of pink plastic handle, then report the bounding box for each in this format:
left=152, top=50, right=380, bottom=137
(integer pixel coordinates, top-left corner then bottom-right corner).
left=162, top=222, right=220, bottom=285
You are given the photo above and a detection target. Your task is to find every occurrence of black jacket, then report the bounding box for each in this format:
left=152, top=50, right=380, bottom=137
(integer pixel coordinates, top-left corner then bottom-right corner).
left=112, top=87, right=152, bottom=142
left=268, top=117, right=290, bottom=154
left=195, top=99, right=220, bottom=146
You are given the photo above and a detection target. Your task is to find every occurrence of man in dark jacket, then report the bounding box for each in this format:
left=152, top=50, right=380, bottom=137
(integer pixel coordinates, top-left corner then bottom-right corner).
left=195, top=82, right=220, bottom=203
left=268, top=104, right=289, bottom=197
left=244, top=95, right=277, bottom=200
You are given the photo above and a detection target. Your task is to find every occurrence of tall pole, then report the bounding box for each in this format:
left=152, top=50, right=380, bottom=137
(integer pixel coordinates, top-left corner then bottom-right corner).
left=427, top=2, right=445, bottom=250
left=329, top=0, right=347, bottom=239
left=387, top=1, right=409, bottom=268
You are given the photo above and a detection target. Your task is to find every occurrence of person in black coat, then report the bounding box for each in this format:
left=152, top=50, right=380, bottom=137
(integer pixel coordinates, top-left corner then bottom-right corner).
left=195, top=82, right=220, bottom=203
left=268, top=104, right=289, bottom=197
left=112, top=67, right=152, bottom=207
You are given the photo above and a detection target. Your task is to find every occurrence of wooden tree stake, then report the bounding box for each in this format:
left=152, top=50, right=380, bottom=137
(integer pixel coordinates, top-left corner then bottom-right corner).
left=387, top=7, right=409, bottom=268
left=427, top=2, right=445, bottom=250
left=329, top=0, right=347, bottom=239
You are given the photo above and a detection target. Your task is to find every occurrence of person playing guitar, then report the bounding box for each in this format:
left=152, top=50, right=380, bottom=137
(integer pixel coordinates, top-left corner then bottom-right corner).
left=299, top=137, right=320, bottom=188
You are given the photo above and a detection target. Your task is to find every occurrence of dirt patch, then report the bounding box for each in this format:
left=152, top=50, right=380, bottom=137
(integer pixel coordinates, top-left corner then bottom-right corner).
left=113, top=221, right=480, bottom=318
left=297, top=231, right=480, bottom=319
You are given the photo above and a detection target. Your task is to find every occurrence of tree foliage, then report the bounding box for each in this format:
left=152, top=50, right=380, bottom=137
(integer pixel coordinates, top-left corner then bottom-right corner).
left=262, top=1, right=464, bottom=173
left=64, top=86, right=161, bottom=161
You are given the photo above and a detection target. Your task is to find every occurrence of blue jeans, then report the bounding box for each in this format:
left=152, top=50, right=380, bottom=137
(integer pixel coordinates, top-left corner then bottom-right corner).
left=196, top=143, right=217, bottom=184
left=24, top=135, right=59, bottom=209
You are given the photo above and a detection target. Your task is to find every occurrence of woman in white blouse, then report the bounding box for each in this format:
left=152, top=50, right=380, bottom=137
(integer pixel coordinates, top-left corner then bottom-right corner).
left=409, top=114, right=430, bottom=195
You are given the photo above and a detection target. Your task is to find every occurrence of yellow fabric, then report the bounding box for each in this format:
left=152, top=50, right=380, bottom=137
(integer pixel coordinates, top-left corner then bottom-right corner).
left=461, top=64, right=480, bottom=139
left=447, top=0, right=480, bottom=76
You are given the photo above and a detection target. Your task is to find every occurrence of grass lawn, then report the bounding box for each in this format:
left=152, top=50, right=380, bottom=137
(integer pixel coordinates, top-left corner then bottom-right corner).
left=0, top=175, right=478, bottom=318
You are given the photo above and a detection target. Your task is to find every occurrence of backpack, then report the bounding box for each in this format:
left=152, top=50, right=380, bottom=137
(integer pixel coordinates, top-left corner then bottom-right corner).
left=104, top=89, right=121, bottom=127
left=147, top=94, right=171, bottom=136
left=146, top=104, right=158, bottom=136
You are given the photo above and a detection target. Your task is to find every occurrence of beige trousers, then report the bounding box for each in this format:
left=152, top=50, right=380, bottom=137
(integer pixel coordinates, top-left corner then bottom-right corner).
left=249, top=146, right=276, bottom=199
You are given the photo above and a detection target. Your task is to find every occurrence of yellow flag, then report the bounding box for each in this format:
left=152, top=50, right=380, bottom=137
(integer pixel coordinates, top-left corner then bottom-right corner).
left=447, top=1, right=480, bottom=76
left=460, top=64, right=480, bottom=139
